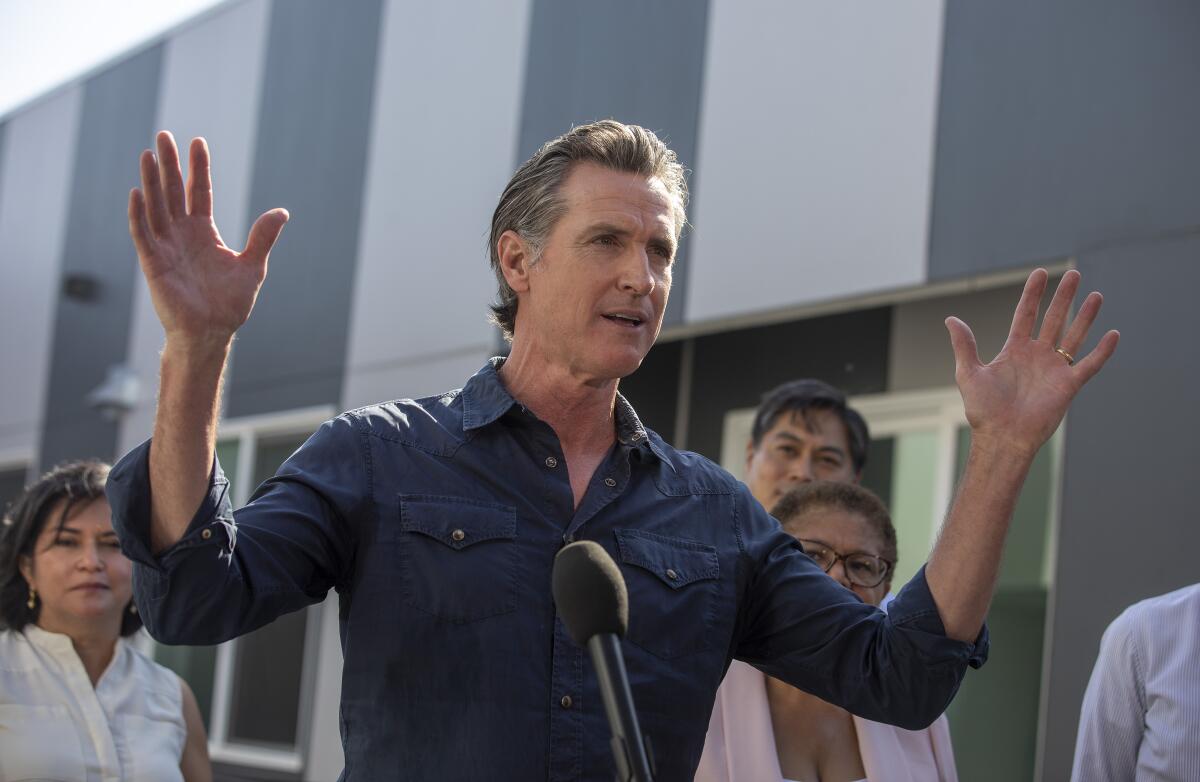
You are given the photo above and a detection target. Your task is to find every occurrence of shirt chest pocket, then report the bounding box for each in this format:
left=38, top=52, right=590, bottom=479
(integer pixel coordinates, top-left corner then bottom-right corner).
left=391, top=494, right=519, bottom=623
left=615, top=529, right=720, bottom=659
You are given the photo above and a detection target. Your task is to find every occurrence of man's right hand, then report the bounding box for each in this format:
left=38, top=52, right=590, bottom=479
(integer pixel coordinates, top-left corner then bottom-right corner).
left=127, top=131, right=288, bottom=554
left=128, top=131, right=288, bottom=349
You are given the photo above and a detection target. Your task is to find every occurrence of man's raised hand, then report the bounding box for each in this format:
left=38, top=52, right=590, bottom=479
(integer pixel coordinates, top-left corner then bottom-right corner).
left=128, top=131, right=288, bottom=350
left=945, top=268, right=1120, bottom=457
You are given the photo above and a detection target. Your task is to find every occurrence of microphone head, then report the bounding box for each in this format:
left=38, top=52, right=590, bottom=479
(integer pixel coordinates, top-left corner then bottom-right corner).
left=552, top=540, right=629, bottom=646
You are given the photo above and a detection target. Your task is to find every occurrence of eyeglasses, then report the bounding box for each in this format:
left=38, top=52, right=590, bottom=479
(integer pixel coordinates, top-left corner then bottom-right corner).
left=797, top=539, right=893, bottom=588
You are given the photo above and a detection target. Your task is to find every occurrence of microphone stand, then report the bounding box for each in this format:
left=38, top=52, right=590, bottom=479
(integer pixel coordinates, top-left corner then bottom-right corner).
left=588, top=634, right=655, bottom=782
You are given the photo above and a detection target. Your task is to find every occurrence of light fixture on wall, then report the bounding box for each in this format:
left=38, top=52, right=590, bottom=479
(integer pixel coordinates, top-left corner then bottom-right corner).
left=86, top=365, right=140, bottom=421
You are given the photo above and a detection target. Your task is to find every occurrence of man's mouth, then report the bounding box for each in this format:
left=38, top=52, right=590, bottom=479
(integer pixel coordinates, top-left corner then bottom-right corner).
left=602, top=314, right=644, bottom=328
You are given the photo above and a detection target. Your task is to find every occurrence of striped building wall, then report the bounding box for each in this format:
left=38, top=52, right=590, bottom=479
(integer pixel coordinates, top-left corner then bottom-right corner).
left=1, top=1, right=1197, bottom=779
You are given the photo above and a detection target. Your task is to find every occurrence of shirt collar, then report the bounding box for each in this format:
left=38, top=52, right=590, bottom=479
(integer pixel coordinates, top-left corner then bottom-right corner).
left=461, top=357, right=520, bottom=431
left=461, top=358, right=670, bottom=468
left=23, top=623, right=127, bottom=659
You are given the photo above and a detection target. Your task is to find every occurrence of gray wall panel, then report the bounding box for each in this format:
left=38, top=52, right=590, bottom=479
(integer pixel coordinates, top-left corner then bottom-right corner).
left=38, top=48, right=163, bottom=471
left=930, top=0, right=1200, bottom=279
left=0, top=87, right=83, bottom=467
left=225, top=0, right=383, bottom=418
left=1040, top=234, right=1200, bottom=780
left=518, top=0, right=710, bottom=327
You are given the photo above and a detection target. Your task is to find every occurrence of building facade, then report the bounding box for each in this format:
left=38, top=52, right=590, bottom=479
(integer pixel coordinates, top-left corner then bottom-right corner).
left=1, top=1, right=1197, bottom=779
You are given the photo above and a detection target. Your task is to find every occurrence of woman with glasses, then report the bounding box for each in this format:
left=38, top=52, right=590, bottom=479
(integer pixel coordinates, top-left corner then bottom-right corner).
left=0, top=460, right=210, bottom=781
left=696, top=481, right=957, bottom=782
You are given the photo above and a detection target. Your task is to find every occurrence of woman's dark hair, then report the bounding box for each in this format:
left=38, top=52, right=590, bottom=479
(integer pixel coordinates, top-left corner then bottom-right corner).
left=770, top=480, right=898, bottom=568
left=0, top=459, right=141, bottom=635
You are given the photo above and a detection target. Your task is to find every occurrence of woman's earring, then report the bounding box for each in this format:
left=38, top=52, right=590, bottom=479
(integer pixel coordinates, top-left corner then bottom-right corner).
left=128, top=603, right=138, bottom=615
left=26, top=585, right=36, bottom=611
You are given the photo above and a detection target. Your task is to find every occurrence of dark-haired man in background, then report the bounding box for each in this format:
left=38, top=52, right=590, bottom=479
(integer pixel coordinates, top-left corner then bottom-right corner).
left=742, top=379, right=869, bottom=507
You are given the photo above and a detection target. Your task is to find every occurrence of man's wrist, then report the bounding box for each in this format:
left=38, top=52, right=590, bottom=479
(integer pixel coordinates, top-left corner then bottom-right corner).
left=964, top=430, right=1039, bottom=472
left=162, top=332, right=234, bottom=369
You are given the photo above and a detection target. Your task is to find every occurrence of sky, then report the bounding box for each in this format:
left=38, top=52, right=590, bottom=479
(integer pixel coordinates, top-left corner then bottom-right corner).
left=0, top=0, right=226, bottom=119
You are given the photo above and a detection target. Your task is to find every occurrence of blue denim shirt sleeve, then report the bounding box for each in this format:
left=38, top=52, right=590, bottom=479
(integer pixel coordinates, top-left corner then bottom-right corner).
left=107, top=415, right=364, bottom=645
left=734, top=491, right=989, bottom=730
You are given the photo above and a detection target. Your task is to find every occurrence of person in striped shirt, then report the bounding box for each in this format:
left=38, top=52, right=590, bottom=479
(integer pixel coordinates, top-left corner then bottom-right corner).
left=1071, top=583, right=1200, bottom=781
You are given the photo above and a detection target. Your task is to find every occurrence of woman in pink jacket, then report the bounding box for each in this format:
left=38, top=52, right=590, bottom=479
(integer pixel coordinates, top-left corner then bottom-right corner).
left=696, top=481, right=957, bottom=782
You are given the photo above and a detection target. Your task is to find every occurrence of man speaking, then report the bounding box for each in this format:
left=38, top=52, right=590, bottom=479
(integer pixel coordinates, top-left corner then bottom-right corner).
left=109, top=120, right=1118, bottom=780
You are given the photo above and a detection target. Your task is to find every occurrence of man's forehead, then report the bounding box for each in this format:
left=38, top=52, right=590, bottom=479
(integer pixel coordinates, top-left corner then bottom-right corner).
left=560, top=163, right=679, bottom=234
left=769, top=409, right=851, bottom=446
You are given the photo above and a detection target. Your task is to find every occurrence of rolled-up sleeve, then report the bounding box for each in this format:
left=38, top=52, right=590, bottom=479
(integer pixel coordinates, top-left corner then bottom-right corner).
left=107, top=414, right=365, bottom=645
left=734, top=493, right=988, bottom=730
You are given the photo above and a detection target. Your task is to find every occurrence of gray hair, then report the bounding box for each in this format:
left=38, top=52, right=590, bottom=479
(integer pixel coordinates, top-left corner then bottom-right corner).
left=488, top=120, right=689, bottom=340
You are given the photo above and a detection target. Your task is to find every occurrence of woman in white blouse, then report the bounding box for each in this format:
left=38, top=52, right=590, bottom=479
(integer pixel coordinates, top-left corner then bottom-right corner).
left=0, top=460, right=210, bottom=781
left=697, top=481, right=957, bottom=782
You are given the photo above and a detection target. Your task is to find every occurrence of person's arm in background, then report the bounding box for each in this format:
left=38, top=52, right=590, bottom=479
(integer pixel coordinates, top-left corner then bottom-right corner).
left=1069, top=609, right=1145, bottom=781
left=127, top=131, right=288, bottom=555
left=925, top=269, right=1118, bottom=642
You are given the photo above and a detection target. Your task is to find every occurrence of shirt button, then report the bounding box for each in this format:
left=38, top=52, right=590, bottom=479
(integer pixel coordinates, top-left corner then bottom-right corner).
left=451, top=529, right=466, bottom=542
left=666, top=568, right=678, bottom=581
left=561, top=695, right=573, bottom=709
left=545, top=456, right=558, bottom=468
left=200, top=528, right=213, bottom=540
left=604, top=477, right=617, bottom=488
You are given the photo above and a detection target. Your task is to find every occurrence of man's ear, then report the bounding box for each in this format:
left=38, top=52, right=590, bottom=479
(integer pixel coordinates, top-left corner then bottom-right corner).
left=497, top=230, right=533, bottom=295
left=744, top=439, right=757, bottom=472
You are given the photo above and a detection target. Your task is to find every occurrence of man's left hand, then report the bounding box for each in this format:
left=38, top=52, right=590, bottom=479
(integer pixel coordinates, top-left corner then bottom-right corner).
left=945, top=268, right=1120, bottom=457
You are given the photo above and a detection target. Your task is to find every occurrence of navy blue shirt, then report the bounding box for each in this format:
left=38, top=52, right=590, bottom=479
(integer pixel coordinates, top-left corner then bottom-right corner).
left=108, top=359, right=986, bottom=781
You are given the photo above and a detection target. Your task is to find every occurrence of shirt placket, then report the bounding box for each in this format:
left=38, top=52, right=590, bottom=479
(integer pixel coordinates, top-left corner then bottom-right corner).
left=543, top=434, right=636, bottom=780
left=61, top=644, right=122, bottom=782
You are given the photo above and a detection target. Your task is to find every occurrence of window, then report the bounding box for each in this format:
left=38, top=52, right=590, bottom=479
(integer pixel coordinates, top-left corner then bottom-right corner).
left=722, top=388, right=1060, bottom=781
left=152, top=406, right=333, bottom=774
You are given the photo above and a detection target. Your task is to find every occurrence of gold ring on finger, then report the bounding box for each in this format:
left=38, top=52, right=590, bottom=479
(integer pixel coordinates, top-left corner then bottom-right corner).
left=1055, top=346, right=1075, bottom=366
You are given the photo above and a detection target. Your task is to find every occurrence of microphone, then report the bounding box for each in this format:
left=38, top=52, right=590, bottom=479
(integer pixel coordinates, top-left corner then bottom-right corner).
left=552, top=541, right=655, bottom=782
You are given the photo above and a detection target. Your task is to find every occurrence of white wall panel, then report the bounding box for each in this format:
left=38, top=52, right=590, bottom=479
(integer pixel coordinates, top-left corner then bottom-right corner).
left=0, top=87, right=83, bottom=464
left=118, top=0, right=271, bottom=456
left=341, top=0, right=530, bottom=407
left=685, top=0, right=945, bottom=323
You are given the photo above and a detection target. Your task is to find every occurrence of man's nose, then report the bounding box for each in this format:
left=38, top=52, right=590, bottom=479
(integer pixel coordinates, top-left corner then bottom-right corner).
left=619, top=250, right=655, bottom=296
left=788, top=455, right=814, bottom=483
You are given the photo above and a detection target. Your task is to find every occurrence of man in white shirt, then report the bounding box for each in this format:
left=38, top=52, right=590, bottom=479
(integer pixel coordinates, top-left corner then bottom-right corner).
left=1071, top=583, right=1200, bottom=781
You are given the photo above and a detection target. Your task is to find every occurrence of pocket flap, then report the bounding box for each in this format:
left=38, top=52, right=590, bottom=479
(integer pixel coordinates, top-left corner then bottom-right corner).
left=399, top=495, right=516, bottom=550
left=615, top=529, right=719, bottom=589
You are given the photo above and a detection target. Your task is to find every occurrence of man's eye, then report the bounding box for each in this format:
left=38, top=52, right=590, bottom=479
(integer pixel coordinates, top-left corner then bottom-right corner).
left=777, top=445, right=797, bottom=457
